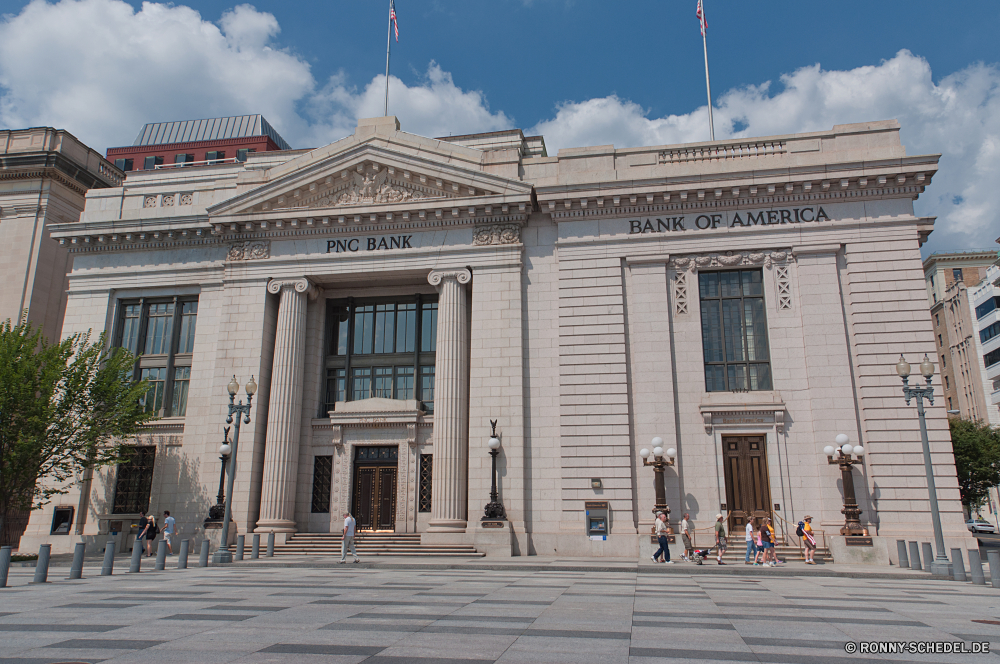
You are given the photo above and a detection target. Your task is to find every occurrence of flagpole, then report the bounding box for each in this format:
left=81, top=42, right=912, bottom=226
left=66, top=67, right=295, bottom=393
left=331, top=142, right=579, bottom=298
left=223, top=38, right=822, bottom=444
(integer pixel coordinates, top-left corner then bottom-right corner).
left=700, top=2, right=715, bottom=141
left=384, top=0, right=392, bottom=116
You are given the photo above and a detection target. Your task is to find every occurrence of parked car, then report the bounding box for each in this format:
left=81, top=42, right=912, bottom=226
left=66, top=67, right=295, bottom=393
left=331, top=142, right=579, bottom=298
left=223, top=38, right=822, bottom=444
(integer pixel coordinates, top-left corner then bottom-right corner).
left=967, top=519, right=997, bottom=534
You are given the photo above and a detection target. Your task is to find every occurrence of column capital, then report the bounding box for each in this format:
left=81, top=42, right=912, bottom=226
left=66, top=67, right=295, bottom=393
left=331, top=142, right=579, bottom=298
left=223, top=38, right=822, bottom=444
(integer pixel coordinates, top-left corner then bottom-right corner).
left=267, top=277, right=320, bottom=299
left=428, top=268, right=471, bottom=287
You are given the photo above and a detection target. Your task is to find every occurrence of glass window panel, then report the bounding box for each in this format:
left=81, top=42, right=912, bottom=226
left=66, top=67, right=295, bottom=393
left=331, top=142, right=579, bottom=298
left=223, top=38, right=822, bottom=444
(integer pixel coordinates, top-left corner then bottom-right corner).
left=722, top=300, right=746, bottom=362
left=373, top=304, right=394, bottom=353
left=699, top=272, right=719, bottom=298
left=143, top=302, right=174, bottom=355
left=396, top=303, right=416, bottom=353
left=373, top=366, right=393, bottom=398
left=741, top=270, right=763, bottom=297
left=352, top=367, right=371, bottom=400
left=177, top=301, right=197, bottom=354
left=171, top=366, right=190, bottom=416
left=420, top=365, right=435, bottom=413
left=744, top=298, right=769, bottom=361
left=700, top=301, right=723, bottom=362
left=720, top=271, right=743, bottom=298
left=727, top=364, right=748, bottom=391
left=120, top=304, right=142, bottom=354
left=749, top=363, right=773, bottom=391
left=395, top=366, right=414, bottom=400
left=420, top=303, right=438, bottom=352
left=331, top=307, right=349, bottom=355
left=705, top=365, right=727, bottom=392
left=325, top=369, right=346, bottom=412
left=354, top=305, right=374, bottom=355
left=140, top=367, right=167, bottom=413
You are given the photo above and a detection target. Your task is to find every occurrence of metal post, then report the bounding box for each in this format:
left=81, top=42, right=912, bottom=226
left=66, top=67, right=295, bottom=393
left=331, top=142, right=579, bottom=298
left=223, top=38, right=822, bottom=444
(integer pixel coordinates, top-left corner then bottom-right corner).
left=914, top=394, right=951, bottom=575
left=129, top=538, right=143, bottom=573
left=921, top=542, right=934, bottom=572
left=951, top=548, right=966, bottom=582
left=896, top=540, right=909, bottom=568
left=199, top=540, right=209, bottom=567
left=252, top=533, right=260, bottom=559
left=214, top=390, right=252, bottom=564
left=155, top=540, right=167, bottom=570
left=267, top=532, right=274, bottom=557
left=908, top=541, right=921, bottom=571
left=969, top=549, right=986, bottom=585
left=32, top=544, right=51, bottom=584
left=0, top=545, right=11, bottom=587
left=101, top=540, right=116, bottom=575
left=236, top=535, right=245, bottom=561
left=988, top=550, right=1000, bottom=588
left=68, top=542, right=86, bottom=580
left=177, top=540, right=189, bottom=569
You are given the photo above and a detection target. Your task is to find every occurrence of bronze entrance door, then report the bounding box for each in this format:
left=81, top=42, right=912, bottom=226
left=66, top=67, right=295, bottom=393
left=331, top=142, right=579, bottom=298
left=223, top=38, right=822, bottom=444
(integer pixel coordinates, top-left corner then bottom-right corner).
left=721, top=435, right=772, bottom=533
left=352, top=446, right=398, bottom=531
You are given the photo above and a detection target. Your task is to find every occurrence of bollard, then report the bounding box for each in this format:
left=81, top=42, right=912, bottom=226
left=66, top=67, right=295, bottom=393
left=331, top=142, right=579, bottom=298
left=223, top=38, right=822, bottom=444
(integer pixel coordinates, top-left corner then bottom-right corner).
left=101, top=540, right=116, bottom=576
left=177, top=540, right=189, bottom=570
left=908, top=541, right=921, bottom=571
left=236, top=535, right=245, bottom=561
left=129, top=538, right=143, bottom=573
left=251, top=533, right=260, bottom=559
left=921, top=542, right=934, bottom=572
left=951, top=548, right=967, bottom=582
left=988, top=550, right=1000, bottom=588
left=896, top=540, right=909, bottom=568
left=969, top=549, right=986, bottom=585
left=267, top=531, right=275, bottom=557
left=32, top=544, right=51, bottom=584
left=155, top=540, right=167, bottom=571
left=69, top=542, right=86, bottom=580
left=0, top=546, right=11, bottom=588
left=199, top=540, right=209, bottom=567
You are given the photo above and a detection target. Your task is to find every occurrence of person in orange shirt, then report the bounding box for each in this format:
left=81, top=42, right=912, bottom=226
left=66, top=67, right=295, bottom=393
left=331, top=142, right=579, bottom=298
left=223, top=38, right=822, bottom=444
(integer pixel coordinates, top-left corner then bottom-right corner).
left=801, top=516, right=817, bottom=564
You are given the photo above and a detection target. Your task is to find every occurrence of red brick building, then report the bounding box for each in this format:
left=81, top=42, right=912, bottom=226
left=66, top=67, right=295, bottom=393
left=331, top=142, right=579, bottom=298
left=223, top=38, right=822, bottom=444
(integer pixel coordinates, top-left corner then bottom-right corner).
left=106, top=114, right=292, bottom=171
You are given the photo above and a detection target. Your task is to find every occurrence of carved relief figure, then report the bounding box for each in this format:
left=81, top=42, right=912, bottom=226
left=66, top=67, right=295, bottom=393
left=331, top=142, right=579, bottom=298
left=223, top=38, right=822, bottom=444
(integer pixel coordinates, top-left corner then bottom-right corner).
left=321, top=168, right=427, bottom=207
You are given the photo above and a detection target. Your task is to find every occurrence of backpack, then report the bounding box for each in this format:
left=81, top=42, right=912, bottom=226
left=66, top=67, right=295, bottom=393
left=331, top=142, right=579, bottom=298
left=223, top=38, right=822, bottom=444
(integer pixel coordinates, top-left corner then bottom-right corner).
left=795, top=521, right=805, bottom=537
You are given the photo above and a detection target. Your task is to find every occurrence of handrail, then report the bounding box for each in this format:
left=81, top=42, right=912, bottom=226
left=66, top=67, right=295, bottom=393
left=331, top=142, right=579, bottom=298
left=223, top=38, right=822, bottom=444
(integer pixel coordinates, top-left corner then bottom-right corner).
left=154, top=157, right=238, bottom=170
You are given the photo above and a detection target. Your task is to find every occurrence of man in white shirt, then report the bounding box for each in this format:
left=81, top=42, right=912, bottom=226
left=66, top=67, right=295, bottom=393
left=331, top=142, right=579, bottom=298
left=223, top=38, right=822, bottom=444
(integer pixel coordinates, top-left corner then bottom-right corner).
left=162, top=511, right=176, bottom=555
left=340, top=512, right=360, bottom=564
left=680, top=513, right=692, bottom=562
left=745, top=518, right=757, bottom=565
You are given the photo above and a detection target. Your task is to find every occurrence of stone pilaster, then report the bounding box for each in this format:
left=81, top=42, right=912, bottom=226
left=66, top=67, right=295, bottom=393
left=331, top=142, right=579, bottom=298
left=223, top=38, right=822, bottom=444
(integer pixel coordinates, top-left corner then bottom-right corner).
left=427, top=268, right=472, bottom=532
left=256, top=277, right=318, bottom=533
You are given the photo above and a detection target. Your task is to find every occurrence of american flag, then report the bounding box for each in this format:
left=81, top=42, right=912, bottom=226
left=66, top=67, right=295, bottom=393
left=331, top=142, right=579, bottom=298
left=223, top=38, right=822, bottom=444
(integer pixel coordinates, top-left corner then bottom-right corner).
left=696, top=0, right=707, bottom=36
left=390, top=0, right=399, bottom=42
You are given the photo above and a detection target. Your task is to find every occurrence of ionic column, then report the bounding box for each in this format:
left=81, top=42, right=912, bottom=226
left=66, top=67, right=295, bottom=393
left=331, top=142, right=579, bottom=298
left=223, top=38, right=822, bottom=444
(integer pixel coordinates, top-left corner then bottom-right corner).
left=256, top=277, right=318, bottom=533
left=427, top=268, right=472, bottom=532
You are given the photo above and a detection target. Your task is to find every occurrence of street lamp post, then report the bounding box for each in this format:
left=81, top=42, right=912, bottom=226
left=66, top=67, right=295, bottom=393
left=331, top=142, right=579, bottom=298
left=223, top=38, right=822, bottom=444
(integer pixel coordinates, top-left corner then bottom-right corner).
left=823, top=434, right=866, bottom=536
left=212, top=375, right=257, bottom=564
left=207, top=428, right=231, bottom=521
left=482, top=420, right=506, bottom=520
left=896, top=354, right=952, bottom=575
left=639, top=437, right=676, bottom=517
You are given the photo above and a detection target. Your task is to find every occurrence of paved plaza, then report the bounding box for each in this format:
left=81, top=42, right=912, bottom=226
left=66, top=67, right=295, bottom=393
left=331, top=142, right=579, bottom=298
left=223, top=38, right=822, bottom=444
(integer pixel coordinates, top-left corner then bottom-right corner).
left=1, top=558, right=1000, bottom=664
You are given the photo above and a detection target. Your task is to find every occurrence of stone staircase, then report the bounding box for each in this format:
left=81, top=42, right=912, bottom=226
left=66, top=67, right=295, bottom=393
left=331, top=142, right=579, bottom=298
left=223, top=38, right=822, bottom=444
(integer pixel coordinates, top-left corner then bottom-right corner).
left=272, top=532, right=484, bottom=557
left=697, top=537, right=833, bottom=564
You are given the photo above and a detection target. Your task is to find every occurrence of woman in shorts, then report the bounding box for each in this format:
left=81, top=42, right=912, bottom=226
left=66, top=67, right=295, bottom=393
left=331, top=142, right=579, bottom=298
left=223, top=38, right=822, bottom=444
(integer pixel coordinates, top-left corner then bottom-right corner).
left=759, top=517, right=775, bottom=567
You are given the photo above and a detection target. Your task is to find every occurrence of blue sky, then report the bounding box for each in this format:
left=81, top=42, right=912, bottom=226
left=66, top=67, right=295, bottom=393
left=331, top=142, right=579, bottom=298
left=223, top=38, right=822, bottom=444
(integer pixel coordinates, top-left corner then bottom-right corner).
left=0, top=0, right=998, bottom=254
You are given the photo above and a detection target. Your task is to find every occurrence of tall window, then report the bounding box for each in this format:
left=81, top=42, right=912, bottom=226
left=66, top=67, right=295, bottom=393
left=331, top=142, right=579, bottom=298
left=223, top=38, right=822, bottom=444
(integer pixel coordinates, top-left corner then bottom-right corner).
left=112, top=446, right=156, bottom=514
left=114, top=298, right=198, bottom=417
left=324, top=297, right=437, bottom=414
left=699, top=269, right=772, bottom=392
left=311, top=456, right=333, bottom=513
left=419, top=454, right=432, bottom=512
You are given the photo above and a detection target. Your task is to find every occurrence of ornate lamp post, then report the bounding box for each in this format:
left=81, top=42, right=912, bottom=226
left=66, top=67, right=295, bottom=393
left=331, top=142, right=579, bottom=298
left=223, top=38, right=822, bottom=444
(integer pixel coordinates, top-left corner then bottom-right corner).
left=212, top=375, right=256, bottom=564
left=896, top=354, right=952, bottom=575
left=823, top=434, right=866, bottom=535
left=207, top=428, right=232, bottom=521
left=482, top=420, right=506, bottom=521
left=639, top=437, right=676, bottom=517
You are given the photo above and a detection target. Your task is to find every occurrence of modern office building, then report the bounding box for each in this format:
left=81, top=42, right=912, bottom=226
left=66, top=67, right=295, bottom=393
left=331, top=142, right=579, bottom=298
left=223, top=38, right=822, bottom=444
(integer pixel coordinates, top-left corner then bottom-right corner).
left=971, top=262, right=1000, bottom=425
left=19, top=116, right=975, bottom=562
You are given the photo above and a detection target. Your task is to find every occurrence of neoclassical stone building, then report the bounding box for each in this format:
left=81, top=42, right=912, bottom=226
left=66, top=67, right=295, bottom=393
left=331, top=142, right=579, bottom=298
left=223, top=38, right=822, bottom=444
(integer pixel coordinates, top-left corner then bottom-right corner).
left=20, top=116, right=974, bottom=560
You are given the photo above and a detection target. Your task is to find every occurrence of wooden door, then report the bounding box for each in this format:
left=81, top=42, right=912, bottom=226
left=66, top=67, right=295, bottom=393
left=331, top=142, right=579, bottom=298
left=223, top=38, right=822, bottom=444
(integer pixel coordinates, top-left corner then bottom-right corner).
left=377, top=467, right=397, bottom=530
left=722, top=435, right=772, bottom=533
left=352, top=464, right=397, bottom=531
left=354, top=467, right=376, bottom=530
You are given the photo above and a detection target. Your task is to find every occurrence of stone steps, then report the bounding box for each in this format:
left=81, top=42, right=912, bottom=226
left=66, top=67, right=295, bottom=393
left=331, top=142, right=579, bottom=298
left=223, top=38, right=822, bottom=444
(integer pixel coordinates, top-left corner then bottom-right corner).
left=272, top=533, right=484, bottom=557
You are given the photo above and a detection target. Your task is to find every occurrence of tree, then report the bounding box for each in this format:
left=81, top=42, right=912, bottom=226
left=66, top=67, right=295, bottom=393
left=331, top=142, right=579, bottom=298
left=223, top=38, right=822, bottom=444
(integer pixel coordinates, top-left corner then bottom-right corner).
left=0, top=318, right=155, bottom=538
left=950, top=417, right=1000, bottom=511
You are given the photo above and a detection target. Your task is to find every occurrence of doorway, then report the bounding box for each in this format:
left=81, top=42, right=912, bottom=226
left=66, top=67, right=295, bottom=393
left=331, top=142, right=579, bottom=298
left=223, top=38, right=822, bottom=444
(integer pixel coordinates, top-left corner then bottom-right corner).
left=721, top=435, right=772, bottom=534
left=352, top=446, right=398, bottom=531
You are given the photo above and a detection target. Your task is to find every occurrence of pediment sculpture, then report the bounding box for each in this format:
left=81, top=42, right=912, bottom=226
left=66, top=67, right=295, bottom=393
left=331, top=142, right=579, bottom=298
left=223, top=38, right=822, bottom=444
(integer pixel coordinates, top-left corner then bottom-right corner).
left=315, top=168, right=428, bottom=207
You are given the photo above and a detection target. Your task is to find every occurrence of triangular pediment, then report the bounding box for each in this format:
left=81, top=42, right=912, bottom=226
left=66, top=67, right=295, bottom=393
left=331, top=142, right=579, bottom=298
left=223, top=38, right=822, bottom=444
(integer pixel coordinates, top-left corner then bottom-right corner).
left=208, top=127, right=533, bottom=220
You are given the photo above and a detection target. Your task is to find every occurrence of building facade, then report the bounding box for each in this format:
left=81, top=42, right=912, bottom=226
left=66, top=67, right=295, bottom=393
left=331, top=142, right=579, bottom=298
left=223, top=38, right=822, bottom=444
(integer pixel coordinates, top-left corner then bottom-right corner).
left=20, top=116, right=975, bottom=560
left=971, top=263, right=1000, bottom=424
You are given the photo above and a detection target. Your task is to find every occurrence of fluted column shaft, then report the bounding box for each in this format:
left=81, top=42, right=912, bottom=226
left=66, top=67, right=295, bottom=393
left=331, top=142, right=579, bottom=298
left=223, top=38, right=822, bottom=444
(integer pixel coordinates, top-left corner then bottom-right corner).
left=257, top=277, right=316, bottom=532
left=427, top=268, right=471, bottom=532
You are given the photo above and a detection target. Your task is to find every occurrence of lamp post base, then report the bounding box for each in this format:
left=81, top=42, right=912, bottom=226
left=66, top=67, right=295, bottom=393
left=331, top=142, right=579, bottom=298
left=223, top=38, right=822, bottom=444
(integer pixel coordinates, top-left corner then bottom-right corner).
left=211, top=550, right=233, bottom=564
left=929, top=559, right=953, bottom=577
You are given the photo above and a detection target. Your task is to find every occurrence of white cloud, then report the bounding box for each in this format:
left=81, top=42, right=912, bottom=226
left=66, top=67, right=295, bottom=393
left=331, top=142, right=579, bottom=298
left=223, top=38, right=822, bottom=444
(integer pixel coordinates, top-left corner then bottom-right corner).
left=531, top=51, right=1000, bottom=254
left=0, top=3, right=994, bottom=253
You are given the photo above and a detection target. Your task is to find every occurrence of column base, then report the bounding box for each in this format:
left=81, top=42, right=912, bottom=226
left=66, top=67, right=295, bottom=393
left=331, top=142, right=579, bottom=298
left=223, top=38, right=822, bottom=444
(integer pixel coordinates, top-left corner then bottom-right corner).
left=427, top=519, right=467, bottom=533
left=929, top=560, right=954, bottom=577
left=254, top=520, right=297, bottom=534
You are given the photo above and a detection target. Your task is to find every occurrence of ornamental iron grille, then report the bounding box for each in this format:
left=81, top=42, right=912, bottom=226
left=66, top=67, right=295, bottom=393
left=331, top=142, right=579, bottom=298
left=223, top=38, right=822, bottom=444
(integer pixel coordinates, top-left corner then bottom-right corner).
left=355, top=446, right=398, bottom=462
left=311, top=455, right=333, bottom=513
left=112, top=446, right=157, bottom=514
left=419, top=454, right=433, bottom=512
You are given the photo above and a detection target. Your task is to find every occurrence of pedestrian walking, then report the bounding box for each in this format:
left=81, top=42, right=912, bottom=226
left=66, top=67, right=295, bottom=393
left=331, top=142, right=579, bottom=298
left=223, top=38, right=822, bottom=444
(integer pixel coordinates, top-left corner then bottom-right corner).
left=753, top=524, right=764, bottom=565
left=340, top=511, right=360, bottom=564
left=714, top=514, right=728, bottom=565
left=136, top=511, right=151, bottom=556
left=146, top=514, right=158, bottom=556
left=162, top=511, right=176, bottom=555
left=650, top=512, right=673, bottom=563
left=759, top=517, right=775, bottom=566
left=800, top=516, right=817, bottom=564
left=745, top=518, right=757, bottom=565
left=680, top=513, right=693, bottom=562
